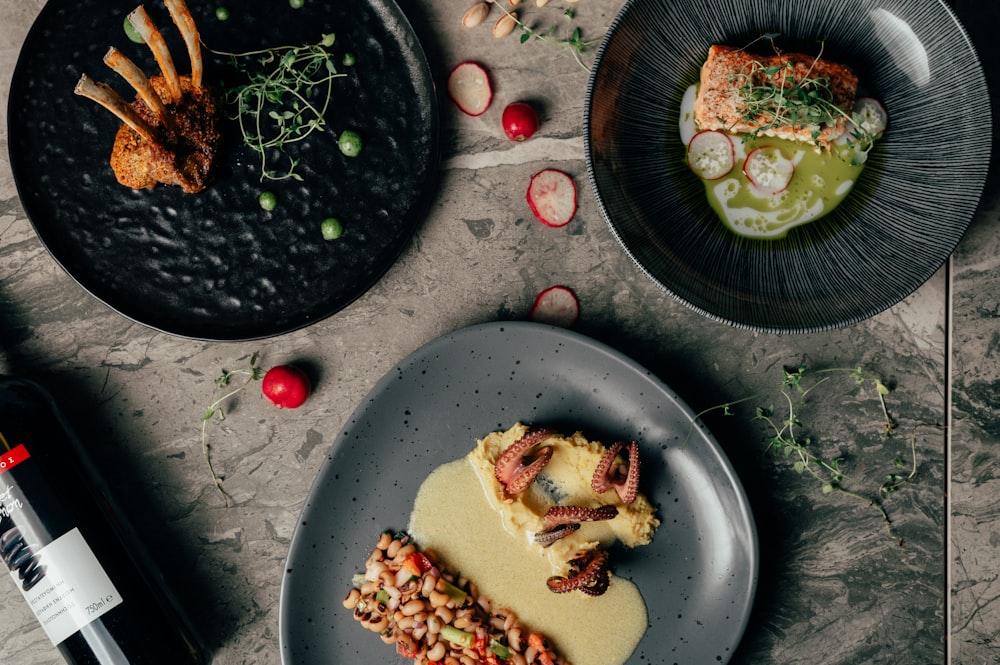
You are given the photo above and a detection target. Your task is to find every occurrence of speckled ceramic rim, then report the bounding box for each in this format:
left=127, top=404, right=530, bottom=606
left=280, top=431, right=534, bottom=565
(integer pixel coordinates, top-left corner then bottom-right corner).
left=278, top=321, right=759, bottom=665
left=585, top=0, right=990, bottom=333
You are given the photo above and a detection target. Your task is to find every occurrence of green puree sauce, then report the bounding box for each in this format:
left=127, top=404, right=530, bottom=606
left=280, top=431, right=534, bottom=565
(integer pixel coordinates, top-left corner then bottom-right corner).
left=707, top=137, right=863, bottom=239
left=681, top=84, right=866, bottom=240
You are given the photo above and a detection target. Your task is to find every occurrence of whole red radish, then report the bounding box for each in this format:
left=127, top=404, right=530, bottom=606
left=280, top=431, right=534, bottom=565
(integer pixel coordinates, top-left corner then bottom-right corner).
left=502, top=102, right=539, bottom=141
left=262, top=365, right=311, bottom=409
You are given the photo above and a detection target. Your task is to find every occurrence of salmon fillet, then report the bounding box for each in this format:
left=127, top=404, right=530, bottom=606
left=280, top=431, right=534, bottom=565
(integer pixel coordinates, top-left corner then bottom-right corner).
left=694, top=44, right=858, bottom=148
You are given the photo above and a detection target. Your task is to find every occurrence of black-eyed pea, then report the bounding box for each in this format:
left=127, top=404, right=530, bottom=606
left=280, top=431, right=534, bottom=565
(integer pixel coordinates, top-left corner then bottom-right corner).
left=435, top=605, right=455, bottom=624
left=427, top=641, right=448, bottom=662
left=342, top=588, right=361, bottom=609
left=401, top=599, right=426, bottom=616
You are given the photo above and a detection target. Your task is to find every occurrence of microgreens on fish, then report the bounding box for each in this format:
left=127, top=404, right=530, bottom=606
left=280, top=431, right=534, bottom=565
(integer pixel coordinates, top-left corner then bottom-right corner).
left=727, top=39, right=882, bottom=160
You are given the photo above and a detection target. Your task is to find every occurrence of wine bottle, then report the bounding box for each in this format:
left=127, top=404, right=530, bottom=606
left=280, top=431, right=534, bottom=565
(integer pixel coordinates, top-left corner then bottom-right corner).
left=0, top=375, right=207, bottom=665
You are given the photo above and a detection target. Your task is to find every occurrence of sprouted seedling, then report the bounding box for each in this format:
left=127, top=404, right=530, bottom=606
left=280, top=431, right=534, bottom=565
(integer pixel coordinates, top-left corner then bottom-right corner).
left=689, top=365, right=921, bottom=544
left=200, top=351, right=264, bottom=509
left=211, top=34, right=346, bottom=182
left=727, top=38, right=882, bottom=162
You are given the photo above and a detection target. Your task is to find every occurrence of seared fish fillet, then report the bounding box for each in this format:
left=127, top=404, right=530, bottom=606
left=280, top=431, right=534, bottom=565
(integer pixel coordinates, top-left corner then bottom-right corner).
left=694, top=44, right=858, bottom=147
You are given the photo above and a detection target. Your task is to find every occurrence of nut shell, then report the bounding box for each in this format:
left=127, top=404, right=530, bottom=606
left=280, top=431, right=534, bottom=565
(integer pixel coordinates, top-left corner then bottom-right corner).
left=461, top=2, right=490, bottom=28
left=493, top=12, right=517, bottom=38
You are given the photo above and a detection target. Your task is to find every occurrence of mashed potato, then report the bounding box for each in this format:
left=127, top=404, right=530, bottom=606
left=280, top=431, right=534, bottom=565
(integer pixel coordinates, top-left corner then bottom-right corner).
left=469, top=423, right=660, bottom=575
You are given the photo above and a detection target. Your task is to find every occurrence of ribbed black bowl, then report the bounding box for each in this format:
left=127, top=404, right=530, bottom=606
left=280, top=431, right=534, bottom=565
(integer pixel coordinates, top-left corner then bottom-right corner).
left=585, top=0, right=989, bottom=333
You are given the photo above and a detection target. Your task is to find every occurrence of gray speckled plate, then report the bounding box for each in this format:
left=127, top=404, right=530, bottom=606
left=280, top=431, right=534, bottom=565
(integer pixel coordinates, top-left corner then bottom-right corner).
left=279, top=321, right=758, bottom=665
left=8, top=0, right=438, bottom=341
left=586, top=0, right=990, bottom=333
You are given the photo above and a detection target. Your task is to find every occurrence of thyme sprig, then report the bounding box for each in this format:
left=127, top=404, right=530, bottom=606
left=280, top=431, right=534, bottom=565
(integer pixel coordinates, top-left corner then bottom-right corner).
left=493, top=3, right=601, bottom=71
left=689, top=365, right=920, bottom=543
left=199, top=351, right=264, bottom=509
left=212, top=34, right=345, bottom=182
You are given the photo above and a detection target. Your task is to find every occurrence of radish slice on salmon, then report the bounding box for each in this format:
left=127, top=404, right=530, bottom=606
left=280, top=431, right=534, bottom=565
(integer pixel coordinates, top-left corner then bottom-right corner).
left=686, top=129, right=735, bottom=180
left=743, top=146, right=795, bottom=195
left=447, top=61, right=492, bottom=116
left=527, top=169, right=577, bottom=227
left=529, top=286, right=579, bottom=327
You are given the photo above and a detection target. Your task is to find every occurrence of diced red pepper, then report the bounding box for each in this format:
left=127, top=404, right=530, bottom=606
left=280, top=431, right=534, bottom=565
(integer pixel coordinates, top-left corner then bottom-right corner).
left=396, top=637, right=420, bottom=659
left=402, top=551, right=433, bottom=577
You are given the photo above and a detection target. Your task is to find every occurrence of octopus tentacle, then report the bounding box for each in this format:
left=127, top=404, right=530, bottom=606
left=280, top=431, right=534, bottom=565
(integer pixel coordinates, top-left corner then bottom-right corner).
left=533, top=523, right=580, bottom=546
left=591, top=440, right=641, bottom=504
left=546, top=549, right=611, bottom=595
left=494, top=428, right=556, bottom=499
left=541, top=505, right=619, bottom=531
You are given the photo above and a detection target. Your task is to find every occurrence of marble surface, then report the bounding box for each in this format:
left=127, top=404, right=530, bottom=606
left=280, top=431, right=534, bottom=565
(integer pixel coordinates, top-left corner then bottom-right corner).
left=0, top=0, right=992, bottom=663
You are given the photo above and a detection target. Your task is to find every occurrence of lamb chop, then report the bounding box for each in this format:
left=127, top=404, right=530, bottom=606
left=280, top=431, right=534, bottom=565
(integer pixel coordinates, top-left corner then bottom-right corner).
left=74, top=0, right=221, bottom=194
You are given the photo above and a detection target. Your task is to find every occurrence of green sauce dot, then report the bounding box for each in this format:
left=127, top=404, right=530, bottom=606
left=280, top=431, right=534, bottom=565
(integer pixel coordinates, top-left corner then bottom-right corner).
left=342, top=52, right=357, bottom=67
left=289, top=0, right=305, bottom=8
left=258, top=191, right=278, bottom=211
left=215, top=6, right=230, bottom=20
left=321, top=218, right=343, bottom=240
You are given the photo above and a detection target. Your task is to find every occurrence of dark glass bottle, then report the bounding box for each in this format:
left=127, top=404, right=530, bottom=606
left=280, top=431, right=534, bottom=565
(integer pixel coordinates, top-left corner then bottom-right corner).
left=0, top=375, right=206, bottom=664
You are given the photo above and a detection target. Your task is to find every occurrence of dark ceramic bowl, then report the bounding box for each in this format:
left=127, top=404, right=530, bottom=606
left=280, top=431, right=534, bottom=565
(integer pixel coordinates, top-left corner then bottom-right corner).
left=585, top=0, right=989, bottom=332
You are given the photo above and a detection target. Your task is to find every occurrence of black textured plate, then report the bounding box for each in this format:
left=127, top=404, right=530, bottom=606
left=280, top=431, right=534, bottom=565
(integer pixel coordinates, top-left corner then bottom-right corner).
left=279, top=321, right=758, bottom=665
left=8, top=0, right=438, bottom=340
left=585, top=0, right=990, bottom=333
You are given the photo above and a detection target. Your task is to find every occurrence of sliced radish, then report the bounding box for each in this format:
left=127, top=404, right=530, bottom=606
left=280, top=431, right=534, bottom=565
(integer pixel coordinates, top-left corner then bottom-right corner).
left=743, top=145, right=795, bottom=195
left=853, top=97, right=888, bottom=137
left=447, top=61, right=492, bottom=116
left=686, top=130, right=735, bottom=180
left=529, top=285, right=579, bottom=327
left=526, top=169, right=577, bottom=227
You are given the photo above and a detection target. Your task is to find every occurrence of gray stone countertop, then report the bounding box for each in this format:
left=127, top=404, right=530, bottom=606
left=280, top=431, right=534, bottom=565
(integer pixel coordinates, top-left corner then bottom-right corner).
left=0, top=0, right=997, bottom=663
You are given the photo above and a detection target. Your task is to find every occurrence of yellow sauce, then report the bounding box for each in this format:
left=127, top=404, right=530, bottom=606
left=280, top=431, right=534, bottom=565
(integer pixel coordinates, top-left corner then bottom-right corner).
left=680, top=84, right=867, bottom=239
left=408, top=456, right=648, bottom=665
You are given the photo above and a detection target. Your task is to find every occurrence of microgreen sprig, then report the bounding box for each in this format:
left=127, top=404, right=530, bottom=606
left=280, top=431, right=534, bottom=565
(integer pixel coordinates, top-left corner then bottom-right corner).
left=728, top=40, right=880, bottom=161
left=689, top=365, right=919, bottom=544
left=212, top=34, right=345, bottom=182
left=200, top=351, right=264, bottom=509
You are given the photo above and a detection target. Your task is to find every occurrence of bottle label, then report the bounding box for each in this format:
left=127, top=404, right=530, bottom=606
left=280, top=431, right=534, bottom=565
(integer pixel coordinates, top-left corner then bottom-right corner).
left=7, top=527, right=125, bottom=645
left=1, top=439, right=124, bottom=646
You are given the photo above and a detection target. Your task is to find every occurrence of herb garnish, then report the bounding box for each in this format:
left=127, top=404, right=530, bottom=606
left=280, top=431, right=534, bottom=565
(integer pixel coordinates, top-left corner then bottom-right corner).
left=728, top=40, right=881, bottom=162
left=689, top=365, right=925, bottom=544
left=200, top=351, right=264, bottom=509
left=495, top=5, right=601, bottom=71
left=212, top=34, right=345, bottom=182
